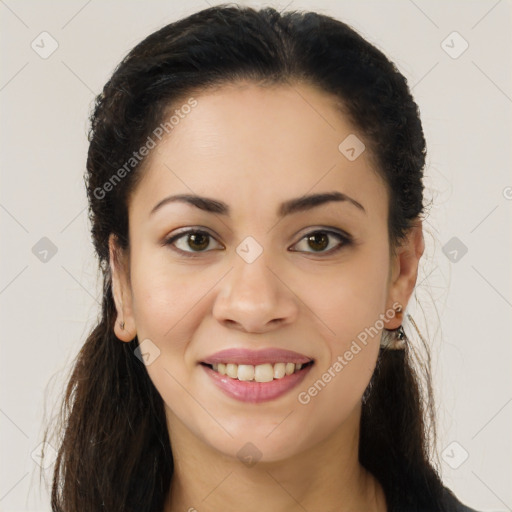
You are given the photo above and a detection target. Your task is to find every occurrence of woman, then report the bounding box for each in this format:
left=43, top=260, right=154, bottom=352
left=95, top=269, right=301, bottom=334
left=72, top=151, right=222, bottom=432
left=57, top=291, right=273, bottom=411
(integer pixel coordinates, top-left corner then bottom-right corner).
left=42, top=4, right=481, bottom=511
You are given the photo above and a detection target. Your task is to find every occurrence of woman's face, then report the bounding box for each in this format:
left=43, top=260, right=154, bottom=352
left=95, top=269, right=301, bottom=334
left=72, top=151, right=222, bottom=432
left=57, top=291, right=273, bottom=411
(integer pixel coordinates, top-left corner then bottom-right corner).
left=110, top=81, right=422, bottom=462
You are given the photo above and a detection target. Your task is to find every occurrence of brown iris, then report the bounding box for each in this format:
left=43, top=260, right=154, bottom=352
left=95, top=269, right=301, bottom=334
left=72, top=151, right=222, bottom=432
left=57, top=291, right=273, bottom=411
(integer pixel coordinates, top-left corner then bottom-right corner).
left=306, top=232, right=329, bottom=252
left=187, top=232, right=210, bottom=251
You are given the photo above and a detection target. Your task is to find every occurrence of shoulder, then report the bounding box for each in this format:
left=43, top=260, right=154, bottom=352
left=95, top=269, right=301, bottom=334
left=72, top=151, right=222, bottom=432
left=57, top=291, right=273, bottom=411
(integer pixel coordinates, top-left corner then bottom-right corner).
left=440, top=486, right=482, bottom=512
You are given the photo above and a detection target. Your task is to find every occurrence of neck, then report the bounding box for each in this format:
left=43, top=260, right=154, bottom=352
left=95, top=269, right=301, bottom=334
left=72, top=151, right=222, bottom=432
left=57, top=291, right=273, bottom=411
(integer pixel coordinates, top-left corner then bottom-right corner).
left=163, top=404, right=387, bottom=512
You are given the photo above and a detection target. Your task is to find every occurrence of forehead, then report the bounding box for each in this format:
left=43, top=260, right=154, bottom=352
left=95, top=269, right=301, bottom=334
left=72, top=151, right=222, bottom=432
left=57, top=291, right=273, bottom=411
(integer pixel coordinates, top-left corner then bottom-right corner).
left=129, top=82, right=387, bottom=221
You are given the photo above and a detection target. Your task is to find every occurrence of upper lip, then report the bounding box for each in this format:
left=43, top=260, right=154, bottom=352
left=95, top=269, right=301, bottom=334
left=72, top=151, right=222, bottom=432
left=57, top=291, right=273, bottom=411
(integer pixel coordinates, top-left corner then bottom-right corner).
left=201, top=348, right=314, bottom=366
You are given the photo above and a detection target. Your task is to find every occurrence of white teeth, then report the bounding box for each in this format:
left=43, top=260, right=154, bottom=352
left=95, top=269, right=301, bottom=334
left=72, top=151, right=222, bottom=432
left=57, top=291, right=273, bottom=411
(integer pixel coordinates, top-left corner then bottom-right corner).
left=254, top=363, right=274, bottom=383
left=226, top=363, right=238, bottom=379
left=208, top=362, right=309, bottom=382
left=237, top=364, right=255, bottom=381
left=273, top=362, right=286, bottom=379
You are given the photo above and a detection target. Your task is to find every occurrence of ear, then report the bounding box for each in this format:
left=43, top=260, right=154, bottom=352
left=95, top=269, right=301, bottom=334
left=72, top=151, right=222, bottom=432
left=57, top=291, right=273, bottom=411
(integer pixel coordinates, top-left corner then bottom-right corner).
left=109, top=233, right=137, bottom=342
left=384, top=219, right=425, bottom=330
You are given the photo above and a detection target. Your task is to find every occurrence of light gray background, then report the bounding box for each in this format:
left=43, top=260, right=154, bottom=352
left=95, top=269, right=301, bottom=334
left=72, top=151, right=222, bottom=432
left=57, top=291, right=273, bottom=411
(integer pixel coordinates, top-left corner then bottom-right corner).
left=1, top=1, right=511, bottom=510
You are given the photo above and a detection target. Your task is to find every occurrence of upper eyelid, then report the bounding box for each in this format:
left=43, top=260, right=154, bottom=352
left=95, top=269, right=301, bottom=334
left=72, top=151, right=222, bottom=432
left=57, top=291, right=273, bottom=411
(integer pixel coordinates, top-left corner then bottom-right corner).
left=166, top=228, right=222, bottom=246
left=289, top=229, right=351, bottom=252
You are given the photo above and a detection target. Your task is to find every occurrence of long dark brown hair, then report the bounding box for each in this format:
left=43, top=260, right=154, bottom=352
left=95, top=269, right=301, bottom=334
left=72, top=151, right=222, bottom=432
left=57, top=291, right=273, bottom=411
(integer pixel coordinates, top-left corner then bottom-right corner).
left=41, top=4, right=448, bottom=511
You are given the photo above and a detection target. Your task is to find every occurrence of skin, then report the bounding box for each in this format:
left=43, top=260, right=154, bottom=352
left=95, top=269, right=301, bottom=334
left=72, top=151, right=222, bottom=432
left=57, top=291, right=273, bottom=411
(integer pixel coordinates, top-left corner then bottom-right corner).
left=109, top=81, right=424, bottom=512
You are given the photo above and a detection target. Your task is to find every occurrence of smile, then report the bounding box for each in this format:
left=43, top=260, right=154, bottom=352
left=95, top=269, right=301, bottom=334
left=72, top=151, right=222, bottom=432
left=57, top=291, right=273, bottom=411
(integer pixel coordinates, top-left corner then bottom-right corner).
left=200, top=361, right=314, bottom=403
left=202, top=361, right=314, bottom=382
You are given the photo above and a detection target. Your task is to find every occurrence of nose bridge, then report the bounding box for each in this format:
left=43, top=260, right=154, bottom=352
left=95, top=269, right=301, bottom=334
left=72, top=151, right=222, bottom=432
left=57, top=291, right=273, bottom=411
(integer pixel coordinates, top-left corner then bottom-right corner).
left=212, top=237, right=298, bottom=331
left=228, top=238, right=278, bottom=302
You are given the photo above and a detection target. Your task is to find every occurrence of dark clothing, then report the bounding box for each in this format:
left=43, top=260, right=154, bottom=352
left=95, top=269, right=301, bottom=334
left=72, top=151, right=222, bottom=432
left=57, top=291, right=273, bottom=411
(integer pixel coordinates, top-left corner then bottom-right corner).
left=387, top=485, right=482, bottom=511
left=439, top=486, right=481, bottom=512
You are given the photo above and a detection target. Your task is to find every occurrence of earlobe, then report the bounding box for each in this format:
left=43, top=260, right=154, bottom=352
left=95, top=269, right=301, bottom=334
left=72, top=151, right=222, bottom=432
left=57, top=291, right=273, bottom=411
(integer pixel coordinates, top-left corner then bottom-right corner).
left=109, top=233, right=136, bottom=342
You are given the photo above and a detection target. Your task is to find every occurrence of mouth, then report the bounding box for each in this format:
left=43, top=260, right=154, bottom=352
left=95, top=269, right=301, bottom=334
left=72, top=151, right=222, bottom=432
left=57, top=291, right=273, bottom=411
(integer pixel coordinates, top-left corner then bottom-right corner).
left=200, top=360, right=315, bottom=382
left=200, top=359, right=315, bottom=403
left=199, top=348, right=315, bottom=403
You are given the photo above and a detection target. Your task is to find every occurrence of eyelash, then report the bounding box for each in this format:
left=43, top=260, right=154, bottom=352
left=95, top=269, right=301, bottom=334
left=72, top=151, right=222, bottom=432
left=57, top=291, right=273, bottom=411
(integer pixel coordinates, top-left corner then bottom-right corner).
left=163, top=228, right=353, bottom=258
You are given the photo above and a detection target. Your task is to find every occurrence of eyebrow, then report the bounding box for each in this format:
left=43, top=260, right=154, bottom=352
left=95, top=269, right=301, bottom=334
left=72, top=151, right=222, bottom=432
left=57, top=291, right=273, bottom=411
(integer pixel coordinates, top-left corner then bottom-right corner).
left=150, top=191, right=366, bottom=218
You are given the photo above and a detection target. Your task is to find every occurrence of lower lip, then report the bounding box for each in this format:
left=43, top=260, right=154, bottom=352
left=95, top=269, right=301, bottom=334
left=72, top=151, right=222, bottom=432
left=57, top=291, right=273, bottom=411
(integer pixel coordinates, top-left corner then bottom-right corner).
left=201, top=363, right=313, bottom=403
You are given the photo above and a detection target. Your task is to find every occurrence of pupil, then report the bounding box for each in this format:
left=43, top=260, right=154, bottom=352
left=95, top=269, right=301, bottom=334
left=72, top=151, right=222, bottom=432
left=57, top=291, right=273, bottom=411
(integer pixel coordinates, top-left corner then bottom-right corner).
left=308, top=233, right=328, bottom=251
left=189, top=233, right=209, bottom=251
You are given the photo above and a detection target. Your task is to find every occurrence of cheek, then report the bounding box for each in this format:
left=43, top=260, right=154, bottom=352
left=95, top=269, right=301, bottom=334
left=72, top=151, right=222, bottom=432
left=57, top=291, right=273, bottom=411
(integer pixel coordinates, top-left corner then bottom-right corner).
left=128, top=254, right=218, bottom=379
left=302, top=242, right=389, bottom=405
left=315, top=246, right=390, bottom=346
left=129, top=250, right=204, bottom=341
left=296, top=281, right=385, bottom=438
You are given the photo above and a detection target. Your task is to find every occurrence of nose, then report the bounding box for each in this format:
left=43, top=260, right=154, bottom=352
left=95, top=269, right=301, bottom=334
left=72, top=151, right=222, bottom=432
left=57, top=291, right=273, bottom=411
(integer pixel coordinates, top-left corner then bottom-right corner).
left=212, top=252, right=299, bottom=334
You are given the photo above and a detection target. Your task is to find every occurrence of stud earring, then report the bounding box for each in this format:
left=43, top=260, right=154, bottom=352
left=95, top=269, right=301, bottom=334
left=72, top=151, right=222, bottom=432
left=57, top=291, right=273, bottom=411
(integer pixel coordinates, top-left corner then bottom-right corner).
left=380, top=305, right=406, bottom=350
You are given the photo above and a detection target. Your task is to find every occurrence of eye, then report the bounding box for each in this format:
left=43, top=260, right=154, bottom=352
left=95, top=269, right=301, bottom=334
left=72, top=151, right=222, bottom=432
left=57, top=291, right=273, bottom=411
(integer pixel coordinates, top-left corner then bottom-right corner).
left=290, top=229, right=352, bottom=255
left=163, top=229, right=223, bottom=257
left=163, top=227, right=352, bottom=258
